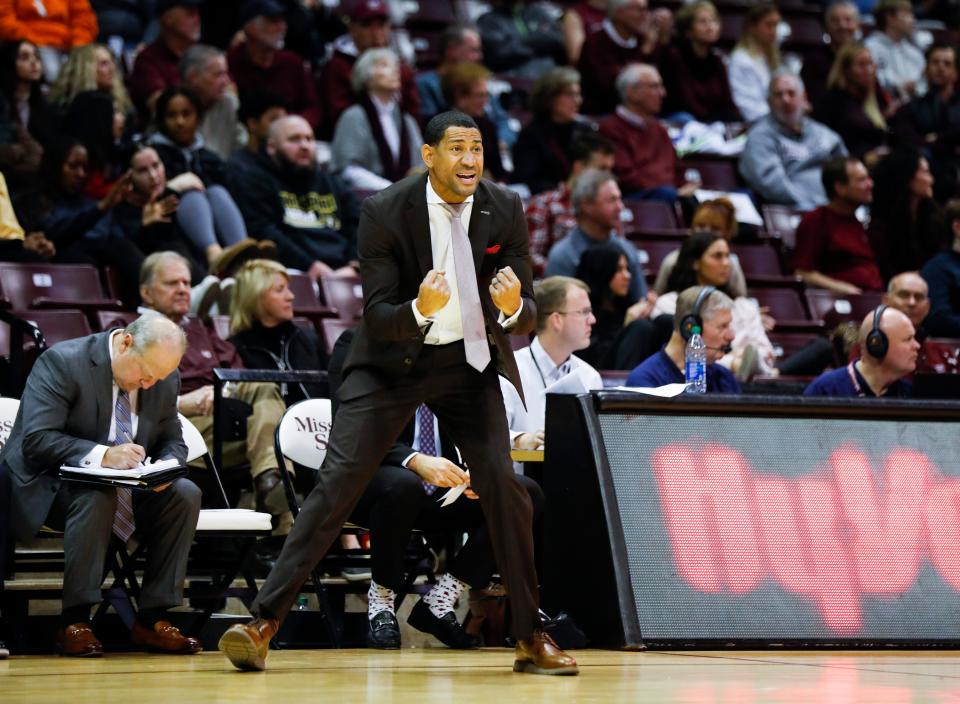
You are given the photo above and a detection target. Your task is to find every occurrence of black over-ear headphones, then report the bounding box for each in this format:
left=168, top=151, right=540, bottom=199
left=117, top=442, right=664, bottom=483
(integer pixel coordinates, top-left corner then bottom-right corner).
left=865, top=304, right=889, bottom=360
left=680, top=286, right=716, bottom=341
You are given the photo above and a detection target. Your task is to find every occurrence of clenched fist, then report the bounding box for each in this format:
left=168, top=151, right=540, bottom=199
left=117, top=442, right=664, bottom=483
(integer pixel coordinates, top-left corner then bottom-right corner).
left=416, top=269, right=451, bottom=317
left=489, top=266, right=521, bottom=317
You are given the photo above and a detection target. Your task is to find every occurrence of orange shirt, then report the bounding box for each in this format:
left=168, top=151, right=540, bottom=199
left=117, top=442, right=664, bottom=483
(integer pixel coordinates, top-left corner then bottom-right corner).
left=0, top=0, right=98, bottom=51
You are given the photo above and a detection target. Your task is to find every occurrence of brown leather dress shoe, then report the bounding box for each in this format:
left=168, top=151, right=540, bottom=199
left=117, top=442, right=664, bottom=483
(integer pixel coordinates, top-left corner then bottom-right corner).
left=218, top=617, right=279, bottom=671
left=514, top=630, right=579, bottom=675
left=131, top=621, right=202, bottom=654
left=55, top=623, right=104, bottom=657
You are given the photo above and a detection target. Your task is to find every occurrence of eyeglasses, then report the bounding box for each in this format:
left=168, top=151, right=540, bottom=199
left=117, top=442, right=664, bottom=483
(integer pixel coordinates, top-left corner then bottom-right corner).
left=555, top=308, right=594, bottom=318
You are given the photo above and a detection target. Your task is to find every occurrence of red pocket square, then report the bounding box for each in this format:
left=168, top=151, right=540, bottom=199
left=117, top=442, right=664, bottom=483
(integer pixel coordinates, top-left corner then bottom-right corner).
left=485, top=244, right=501, bottom=254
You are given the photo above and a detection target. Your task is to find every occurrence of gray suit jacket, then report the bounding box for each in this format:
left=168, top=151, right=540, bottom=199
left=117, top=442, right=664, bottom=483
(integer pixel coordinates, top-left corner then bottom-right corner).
left=0, top=331, right=187, bottom=542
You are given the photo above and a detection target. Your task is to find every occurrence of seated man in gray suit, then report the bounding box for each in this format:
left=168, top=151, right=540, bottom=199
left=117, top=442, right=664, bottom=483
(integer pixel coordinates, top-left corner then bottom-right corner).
left=0, top=315, right=203, bottom=657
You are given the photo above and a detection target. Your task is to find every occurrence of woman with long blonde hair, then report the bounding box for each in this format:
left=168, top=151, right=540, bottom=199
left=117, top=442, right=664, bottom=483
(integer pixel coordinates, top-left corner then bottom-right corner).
left=813, top=41, right=891, bottom=157
left=49, top=44, right=133, bottom=114
left=728, top=4, right=783, bottom=122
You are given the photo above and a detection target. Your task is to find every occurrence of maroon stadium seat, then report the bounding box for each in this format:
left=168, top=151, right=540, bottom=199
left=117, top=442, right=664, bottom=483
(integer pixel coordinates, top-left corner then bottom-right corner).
left=95, top=310, right=138, bottom=332
left=320, top=274, right=364, bottom=321
left=761, top=205, right=806, bottom=252
left=0, top=263, right=122, bottom=312
left=621, top=199, right=683, bottom=231
left=319, top=318, right=353, bottom=357
left=634, top=240, right=680, bottom=277
left=287, top=273, right=336, bottom=323
left=804, top=290, right=884, bottom=327
left=731, top=243, right=785, bottom=277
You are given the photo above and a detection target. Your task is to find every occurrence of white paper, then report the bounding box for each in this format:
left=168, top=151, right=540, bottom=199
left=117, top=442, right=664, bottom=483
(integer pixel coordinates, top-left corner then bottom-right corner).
left=438, top=471, right=471, bottom=507
left=438, top=483, right=468, bottom=507
left=606, top=383, right=689, bottom=398
left=694, top=189, right=764, bottom=226
left=544, top=368, right=591, bottom=396
left=60, top=457, right=180, bottom=479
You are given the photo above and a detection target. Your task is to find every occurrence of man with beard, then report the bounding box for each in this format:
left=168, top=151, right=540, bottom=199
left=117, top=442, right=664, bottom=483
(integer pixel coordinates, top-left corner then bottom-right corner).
left=231, top=115, right=360, bottom=281
left=740, top=71, right=848, bottom=210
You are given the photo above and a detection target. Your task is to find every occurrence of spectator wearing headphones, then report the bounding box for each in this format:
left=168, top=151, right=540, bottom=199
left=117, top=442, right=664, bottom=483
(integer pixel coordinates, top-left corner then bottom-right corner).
left=804, top=305, right=918, bottom=397
left=626, top=284, right=740, bottom=391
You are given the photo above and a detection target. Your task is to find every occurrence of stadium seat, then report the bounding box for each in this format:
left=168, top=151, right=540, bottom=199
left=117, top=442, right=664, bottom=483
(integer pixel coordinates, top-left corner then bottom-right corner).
left=319, top=318, right=353, bottom=357
left=0, top=263, right=123, bottom=327
left=95, top=310, right=138, bottom=332
left=634, top=239, right=680, bottom=277
left=749, top=287, right=810, bottom=321
left=731, top=243, right=785, bottom=277
left=621, top=199, right=683, bottom=231
left=761, top=205, right=806, bottom=252
left=319, top=274, right=363, bottom=321
left=287, top=273, right=337, bottom=324
left=804, top=290, right=884, bottom=327
left=676, top=158, right=740, bottom=191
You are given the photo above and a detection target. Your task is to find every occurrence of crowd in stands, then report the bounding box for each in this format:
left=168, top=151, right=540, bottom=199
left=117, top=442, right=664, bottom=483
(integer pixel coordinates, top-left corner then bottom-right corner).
left=3, top=0, right=960, bottom=658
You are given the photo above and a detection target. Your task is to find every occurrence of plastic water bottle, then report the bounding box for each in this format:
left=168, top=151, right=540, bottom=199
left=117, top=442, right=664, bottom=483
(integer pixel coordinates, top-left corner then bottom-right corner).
left=685, top=326, right=707, bottom=394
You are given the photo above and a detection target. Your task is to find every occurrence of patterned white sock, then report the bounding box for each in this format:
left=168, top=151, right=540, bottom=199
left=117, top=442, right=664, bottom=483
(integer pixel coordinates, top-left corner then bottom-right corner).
left=422, top=573, right=469, bottom=618
left=368, top=580, right=396, bottom=620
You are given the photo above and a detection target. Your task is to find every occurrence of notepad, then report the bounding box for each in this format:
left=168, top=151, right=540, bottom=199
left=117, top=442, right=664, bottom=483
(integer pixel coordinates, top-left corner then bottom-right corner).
left=60, top=457, right=181, bottom=479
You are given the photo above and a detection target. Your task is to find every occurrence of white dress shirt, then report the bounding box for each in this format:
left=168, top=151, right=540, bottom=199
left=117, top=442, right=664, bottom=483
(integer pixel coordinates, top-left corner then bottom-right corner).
left=79, top=330, right=141, bottom=467
left=411, top=178, right=522, bottom=344
left=500, top=337, right=603, bottom=469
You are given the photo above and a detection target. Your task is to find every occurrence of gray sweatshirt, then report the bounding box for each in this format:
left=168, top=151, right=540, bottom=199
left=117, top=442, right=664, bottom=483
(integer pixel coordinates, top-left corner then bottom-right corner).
left=739, top=114, right=847, bottom=211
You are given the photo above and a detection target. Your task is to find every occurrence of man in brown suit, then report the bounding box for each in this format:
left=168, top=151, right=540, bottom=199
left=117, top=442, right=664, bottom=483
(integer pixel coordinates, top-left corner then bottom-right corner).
left=218, top=111, right=578, bottom=675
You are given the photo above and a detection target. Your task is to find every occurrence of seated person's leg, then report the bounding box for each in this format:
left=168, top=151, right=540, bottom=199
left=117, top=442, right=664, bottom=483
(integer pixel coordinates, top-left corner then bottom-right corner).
left=234, top=382, right=292, bottom=523
left=129, top=478, right=202, bottom=654
left=45, top=483, right=116, bottom=656
left=407, top=475, right=546, bottom=648
left=350, top=464, right=426, bottom=649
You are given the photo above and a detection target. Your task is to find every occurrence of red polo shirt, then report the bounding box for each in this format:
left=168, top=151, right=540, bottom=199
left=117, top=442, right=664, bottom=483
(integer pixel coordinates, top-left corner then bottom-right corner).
left=792, top=206, right=883, bottom=291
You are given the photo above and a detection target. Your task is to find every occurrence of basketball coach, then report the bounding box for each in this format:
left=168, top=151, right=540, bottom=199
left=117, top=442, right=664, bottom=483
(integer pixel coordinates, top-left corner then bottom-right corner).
left=218, top=110, right=578, bottom=675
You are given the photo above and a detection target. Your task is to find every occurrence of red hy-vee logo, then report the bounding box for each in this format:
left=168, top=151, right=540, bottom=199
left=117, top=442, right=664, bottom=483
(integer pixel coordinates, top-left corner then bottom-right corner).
left=650, top=443, right=960, bottom=634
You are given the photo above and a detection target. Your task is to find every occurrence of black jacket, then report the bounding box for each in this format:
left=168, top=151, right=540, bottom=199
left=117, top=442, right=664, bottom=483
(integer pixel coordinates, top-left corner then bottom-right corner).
left=229, top=320, right=328, bottom=405
left=230, top=157, right=360, bottom=271
left=149, top=133, right=228, bottom=187
left=338, top=172, right=536, bottom=404
left=327, top=327, right=458, bottom=469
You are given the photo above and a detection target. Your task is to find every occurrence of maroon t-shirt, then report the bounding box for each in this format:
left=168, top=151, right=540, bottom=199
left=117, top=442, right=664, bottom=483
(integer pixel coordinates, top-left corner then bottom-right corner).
left=227, top=44, right=323, bottom=131
left=128, top=39, right=182, bottom=115
left=792, top=206, right=884, bottom=291
left=178, top=317, right=244, bottom=394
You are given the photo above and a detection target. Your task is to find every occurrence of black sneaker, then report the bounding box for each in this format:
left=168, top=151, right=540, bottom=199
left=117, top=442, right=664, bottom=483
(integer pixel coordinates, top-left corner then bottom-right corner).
left=366, top=611, right=400, bottom=649
left=407, top=599, right=481, bottom=649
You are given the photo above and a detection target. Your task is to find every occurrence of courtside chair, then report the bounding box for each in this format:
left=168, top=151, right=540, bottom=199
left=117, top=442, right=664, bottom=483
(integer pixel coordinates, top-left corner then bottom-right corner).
left=96, top=415, right=273, bottom=637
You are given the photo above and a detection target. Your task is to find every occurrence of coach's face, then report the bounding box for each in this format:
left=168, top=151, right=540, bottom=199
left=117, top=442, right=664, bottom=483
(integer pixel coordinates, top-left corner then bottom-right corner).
left=421, top=126, right=484, bottom=203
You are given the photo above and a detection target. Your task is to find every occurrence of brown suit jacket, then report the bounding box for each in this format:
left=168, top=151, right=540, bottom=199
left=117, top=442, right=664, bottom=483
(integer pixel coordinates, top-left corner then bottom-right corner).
left=339, top=172, right=536, bottom=403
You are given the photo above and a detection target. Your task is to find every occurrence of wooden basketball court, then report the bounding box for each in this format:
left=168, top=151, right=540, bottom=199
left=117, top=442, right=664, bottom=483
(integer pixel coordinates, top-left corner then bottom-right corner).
left=4, top=648, right=960, bottom=702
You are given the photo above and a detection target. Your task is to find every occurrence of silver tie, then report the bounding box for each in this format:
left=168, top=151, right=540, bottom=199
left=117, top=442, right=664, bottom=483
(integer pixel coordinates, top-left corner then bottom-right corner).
left=444, top=203, right=491, bottom=373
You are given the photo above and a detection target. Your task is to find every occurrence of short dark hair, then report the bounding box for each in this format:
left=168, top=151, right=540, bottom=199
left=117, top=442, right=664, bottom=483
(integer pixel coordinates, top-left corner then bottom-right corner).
left=925, top=41, right=959, bottom=68
left=423, top=110, right=479, bottom=146
left=821, top=156, right=859, bottom=199
left=439, top=23, right=478, bottom=58
left=568, top=132, right=615, bottom=165
left=238, top=90, right=288, bottom=124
